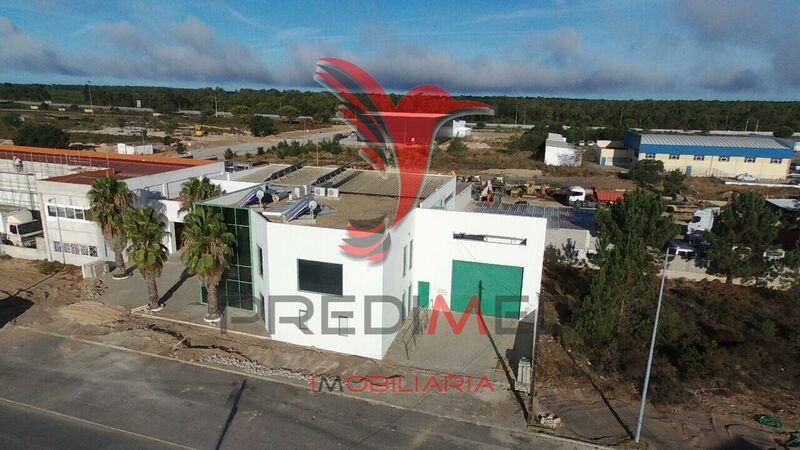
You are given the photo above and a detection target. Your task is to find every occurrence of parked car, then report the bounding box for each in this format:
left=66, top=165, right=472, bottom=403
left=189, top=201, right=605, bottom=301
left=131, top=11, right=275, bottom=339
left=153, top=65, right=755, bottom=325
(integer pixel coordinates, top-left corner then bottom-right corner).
left=735, top=173, right=758, bottom=182
left=669, top=239, right=696, bottom=259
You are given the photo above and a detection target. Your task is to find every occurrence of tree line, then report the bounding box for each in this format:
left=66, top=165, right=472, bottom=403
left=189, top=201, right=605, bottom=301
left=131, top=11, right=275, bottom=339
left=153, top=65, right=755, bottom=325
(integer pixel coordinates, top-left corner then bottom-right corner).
left=551, top=188, right=799, bottom=403
left=3, top=83, right=799, bottom=132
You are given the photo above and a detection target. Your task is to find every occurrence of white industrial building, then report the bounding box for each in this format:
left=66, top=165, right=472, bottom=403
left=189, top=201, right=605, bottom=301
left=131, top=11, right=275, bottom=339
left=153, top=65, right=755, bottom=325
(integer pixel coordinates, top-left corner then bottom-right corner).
left=0, top=145, right=225, bottom=267
left=196, top=162, right=547, bottom=359
left=544, top=133, right=581, bottom=166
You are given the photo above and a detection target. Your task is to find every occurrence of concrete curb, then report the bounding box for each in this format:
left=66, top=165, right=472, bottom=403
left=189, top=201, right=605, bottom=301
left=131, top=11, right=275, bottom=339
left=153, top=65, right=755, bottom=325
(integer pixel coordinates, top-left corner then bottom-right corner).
left=129, top=307, right=271, bottom=341
left=15, top=325, right=614, bottom=450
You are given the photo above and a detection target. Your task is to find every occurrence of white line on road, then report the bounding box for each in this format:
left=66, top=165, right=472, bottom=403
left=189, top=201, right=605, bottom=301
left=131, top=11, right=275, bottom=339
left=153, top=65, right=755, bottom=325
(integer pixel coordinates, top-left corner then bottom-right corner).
left=0, top=396, right=196, bottom=450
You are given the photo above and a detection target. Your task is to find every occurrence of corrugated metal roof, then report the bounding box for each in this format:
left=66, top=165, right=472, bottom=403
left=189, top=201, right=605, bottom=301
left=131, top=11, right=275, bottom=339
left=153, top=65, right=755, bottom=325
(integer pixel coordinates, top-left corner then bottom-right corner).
left=271, top=166, right=339, bottom=187
left=470, top=202, right=597, bottom=231
left=767, top=198, right=800, bottom=211
left=332, top=170, right=451, bottom=199
left=638, top=134, right=788, bottom=149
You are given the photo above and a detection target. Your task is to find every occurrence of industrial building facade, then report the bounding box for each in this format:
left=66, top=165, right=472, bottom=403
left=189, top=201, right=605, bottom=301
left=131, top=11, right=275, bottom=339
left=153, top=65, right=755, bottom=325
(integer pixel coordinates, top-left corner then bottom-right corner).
left=0, top=145, right=225, bottom=266
left=198, top=162, right=547, bottom=359
left=623, top=131, right=794, bottom=179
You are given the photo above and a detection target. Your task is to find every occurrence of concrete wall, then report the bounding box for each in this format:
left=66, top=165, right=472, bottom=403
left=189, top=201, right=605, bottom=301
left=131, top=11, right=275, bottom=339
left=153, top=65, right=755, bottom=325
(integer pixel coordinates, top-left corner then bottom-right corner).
left=380, top=213, right=415, bottom=353
left=545, top=228, right=595, bottom=259
left=637, top=153, right=790, bottom=179
left=0, top=241, right=48, bottom=260
left=126, top=162, right=225, bottom=199
left=599, top=147, right=635, bottom=167
left=544, top=145, right=581, bottom=166
left=454, top=186, right=472, bottom=211
left=419, top=176, right=456, bottom=210
left=35, top=181, right=107, bottom=266
left=264, top=222, right=388, bottom=359
left=412, top=208, right=547, bottom=322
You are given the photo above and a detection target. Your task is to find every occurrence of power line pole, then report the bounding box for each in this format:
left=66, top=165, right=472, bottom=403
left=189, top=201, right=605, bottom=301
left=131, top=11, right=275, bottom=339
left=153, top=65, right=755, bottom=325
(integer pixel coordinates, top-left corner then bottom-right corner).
left=526, top=304, right=539, bottom=424
left=635, top=247, right=672, bottom=443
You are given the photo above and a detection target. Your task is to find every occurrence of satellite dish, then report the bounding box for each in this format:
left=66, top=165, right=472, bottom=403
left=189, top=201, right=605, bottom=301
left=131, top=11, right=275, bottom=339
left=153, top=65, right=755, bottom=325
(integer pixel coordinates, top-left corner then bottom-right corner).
left=309, top=200, right=318, bottom=218
left=255, top=189, right=265, bottom=207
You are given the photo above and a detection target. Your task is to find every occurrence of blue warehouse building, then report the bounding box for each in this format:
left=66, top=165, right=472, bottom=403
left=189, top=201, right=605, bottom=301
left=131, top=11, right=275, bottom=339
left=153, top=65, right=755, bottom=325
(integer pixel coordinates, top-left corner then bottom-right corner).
left=620, top=131, right=794, bottom=179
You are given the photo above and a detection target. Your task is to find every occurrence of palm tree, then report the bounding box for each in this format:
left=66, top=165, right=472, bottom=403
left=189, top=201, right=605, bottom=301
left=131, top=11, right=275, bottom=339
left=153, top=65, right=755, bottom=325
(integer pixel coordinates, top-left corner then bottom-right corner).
left=177, top=177, right=222, bottom=213
left=124, top=207, right=168, bottom=311
left=87, top=175, right=136, bottom=278
left=180, top=207, right=234, bottom=323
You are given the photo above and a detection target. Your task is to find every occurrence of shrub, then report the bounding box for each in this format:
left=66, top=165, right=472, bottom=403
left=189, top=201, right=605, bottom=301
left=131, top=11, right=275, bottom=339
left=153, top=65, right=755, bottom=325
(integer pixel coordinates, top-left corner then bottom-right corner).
left=34, top=260, right=63, bottom=275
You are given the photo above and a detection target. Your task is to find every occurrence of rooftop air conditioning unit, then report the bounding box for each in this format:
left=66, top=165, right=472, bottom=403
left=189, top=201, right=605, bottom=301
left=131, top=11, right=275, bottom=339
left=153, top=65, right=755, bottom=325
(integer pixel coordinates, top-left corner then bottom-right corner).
left=313, top=187, right=326, bottom=197
left=293, top=187, right=302, bottom=198
left=327, top=188, right=340, bottom=198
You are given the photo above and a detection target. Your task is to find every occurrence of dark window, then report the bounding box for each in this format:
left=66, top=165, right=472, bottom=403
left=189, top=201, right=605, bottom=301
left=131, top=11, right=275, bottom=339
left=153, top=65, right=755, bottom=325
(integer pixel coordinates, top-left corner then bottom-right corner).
left=298, top=259, right=342, bottom=296
left=236, top=208, right=249, bottom=226
left=47, top=205, right=57, bottom=217
left=257, top=245, right=264, bottom=276
left=236, top=228, right=251, bottom=266
left=9, top=224, right=17, bottom=234
left=17, top=221, right=42, bottom=235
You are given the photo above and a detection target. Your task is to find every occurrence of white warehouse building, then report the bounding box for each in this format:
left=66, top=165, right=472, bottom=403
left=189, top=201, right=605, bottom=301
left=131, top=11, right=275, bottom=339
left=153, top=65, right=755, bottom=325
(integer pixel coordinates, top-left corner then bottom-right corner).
left=197, top=162, right=547, bottom=359
left=0, top=144, right=225, bottom=266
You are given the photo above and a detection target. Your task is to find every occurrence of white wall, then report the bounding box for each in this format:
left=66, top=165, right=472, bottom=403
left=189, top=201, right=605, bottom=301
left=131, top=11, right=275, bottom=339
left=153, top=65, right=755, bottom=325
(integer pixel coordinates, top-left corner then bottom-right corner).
left=454, top=186, right=472, bottom=211
left=380, top=213, right=415, bottom=353
left=125, top=162, right=225, bottom=199
left=35, top=181, right=107, bottom=266
left=264, top=222, right=388, bottom=359
left=419, top=176, right=456, bottom=210
left=412, top=208, right=547, bottom=321
left=544, top=144, right=581, bottom=166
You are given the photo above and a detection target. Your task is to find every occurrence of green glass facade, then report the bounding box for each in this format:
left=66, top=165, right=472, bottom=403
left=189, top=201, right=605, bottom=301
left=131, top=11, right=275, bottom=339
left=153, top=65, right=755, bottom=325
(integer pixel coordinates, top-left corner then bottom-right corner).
left=199, top=205, right=255, bottom=311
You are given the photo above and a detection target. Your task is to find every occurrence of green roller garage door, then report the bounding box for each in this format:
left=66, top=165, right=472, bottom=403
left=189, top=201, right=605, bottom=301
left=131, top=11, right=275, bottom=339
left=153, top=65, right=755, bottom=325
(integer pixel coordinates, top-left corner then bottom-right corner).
left=451, top=260, right=523, bottom=319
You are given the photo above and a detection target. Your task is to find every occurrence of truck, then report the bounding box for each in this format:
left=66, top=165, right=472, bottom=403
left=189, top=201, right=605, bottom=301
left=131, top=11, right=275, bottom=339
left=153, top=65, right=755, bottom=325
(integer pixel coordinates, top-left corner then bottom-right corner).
left=567, top=186, right=625, bottom=208
left=686, top=207, right=720, bottom=234
left=0, top=209, right=43, bottom=247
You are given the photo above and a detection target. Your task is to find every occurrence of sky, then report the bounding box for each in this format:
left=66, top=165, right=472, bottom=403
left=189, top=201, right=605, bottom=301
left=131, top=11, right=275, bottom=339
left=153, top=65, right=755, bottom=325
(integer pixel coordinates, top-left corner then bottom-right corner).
left=1, top=0, right=799, bottom=100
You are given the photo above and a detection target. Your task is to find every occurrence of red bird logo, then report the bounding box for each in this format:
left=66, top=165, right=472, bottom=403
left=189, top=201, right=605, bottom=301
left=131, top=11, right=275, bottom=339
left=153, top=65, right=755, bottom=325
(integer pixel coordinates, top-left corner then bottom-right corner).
left=315, top=58, right=494, bottom=262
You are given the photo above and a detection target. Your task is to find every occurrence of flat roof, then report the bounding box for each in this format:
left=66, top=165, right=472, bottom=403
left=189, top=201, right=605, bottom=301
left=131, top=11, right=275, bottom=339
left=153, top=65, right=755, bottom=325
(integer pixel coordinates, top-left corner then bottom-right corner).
left=767, top=198, right=800, bottom=211
left=0, top=144, right=216, bottom=185
left=330, top=170, right=451, bottom=199
left=235, top=164, right=290, bottom=183
left=635, top=133, right=789, bottom=149
left=624, top=131, right=794, bottom=159
left=470, top=201, right=597, bottom=232
left=272, top=166, right=341, bottom=187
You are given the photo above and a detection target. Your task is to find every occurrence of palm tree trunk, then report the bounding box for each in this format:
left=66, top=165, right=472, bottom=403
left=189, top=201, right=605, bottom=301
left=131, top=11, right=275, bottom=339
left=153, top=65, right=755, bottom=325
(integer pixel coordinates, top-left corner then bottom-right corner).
left=114, top=250, right=126, bottom=273
left=206, top=282, right=221, bottom=321
left=147, top=276, right=160, bottom=310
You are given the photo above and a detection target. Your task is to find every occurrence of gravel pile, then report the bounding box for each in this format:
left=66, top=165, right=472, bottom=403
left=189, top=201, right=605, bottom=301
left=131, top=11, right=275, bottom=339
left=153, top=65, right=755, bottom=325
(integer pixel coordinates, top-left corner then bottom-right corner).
left=201, top=353, right=314, bottom=384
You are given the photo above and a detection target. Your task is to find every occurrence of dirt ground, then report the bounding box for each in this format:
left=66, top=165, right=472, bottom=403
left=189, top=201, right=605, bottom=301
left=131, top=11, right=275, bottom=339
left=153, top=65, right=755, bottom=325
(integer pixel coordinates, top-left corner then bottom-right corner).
left=1, top=256, right=795, bottom=448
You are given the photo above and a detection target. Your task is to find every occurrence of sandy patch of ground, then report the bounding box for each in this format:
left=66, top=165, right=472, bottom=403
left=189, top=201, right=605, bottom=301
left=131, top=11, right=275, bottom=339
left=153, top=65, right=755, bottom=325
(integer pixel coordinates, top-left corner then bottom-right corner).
left=59, top=301, right=124, bottom=325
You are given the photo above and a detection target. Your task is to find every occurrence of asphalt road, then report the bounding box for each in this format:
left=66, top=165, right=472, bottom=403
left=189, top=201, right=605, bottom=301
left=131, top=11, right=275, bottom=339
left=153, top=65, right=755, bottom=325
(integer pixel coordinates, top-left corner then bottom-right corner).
left=0, top=327, right=580, bottom=450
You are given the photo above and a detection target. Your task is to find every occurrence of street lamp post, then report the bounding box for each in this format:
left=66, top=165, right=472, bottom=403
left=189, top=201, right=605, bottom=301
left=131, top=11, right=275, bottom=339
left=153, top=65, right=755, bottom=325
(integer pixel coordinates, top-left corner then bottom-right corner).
left=48, top=198, right=66, bottom=264
left=635, top=246, right=673, bottom=443
left=87, top=81, right=93, bottom=108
